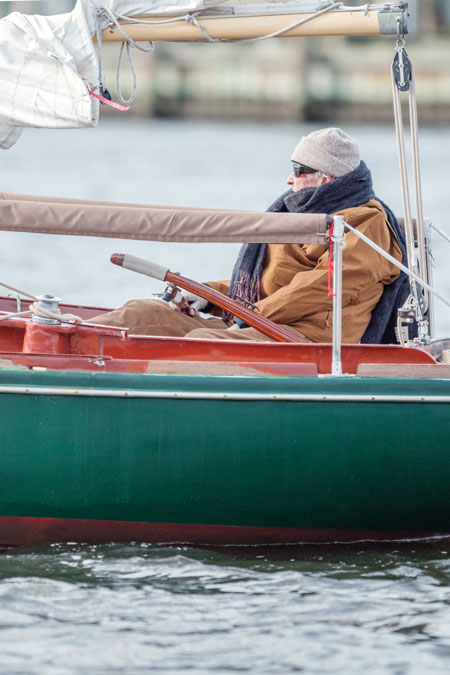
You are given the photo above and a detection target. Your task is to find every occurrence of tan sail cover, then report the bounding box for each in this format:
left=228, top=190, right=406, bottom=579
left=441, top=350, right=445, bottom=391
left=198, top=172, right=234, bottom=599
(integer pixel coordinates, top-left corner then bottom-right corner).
left=0, top=193, right=329, bottom=244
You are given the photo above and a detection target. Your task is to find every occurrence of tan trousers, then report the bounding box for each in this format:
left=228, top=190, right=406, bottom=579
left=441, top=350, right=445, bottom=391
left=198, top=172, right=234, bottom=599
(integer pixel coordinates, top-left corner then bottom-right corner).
left=90, top=298, right=276, bottom=341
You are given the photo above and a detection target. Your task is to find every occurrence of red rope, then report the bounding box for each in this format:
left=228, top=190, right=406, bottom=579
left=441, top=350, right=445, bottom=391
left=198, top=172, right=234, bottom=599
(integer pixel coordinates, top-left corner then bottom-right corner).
left=326, top=219, right=334, bottom=298
left=82, top=79, right=130, bottom=111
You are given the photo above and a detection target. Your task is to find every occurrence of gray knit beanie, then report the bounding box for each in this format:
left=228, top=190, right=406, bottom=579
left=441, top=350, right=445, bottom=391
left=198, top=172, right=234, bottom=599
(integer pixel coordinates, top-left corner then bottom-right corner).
left=291, top=127, right=360, bottom=177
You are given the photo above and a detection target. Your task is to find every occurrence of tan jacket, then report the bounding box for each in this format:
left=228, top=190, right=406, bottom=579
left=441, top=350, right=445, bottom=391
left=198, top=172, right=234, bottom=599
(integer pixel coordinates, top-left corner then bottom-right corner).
left=207, top=199, right=402, bottom=343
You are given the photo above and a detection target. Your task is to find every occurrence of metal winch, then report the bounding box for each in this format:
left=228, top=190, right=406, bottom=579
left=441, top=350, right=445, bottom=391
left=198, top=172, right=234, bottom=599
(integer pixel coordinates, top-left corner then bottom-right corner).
left=31, top=294, right=62, bottom=324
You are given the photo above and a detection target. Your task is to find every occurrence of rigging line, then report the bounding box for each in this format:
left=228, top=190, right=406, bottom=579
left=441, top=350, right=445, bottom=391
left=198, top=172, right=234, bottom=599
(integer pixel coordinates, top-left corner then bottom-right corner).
left=431, top=223, right=450, bottom=246
left=0, top=310, right=32, bottom=323
left=92, top=4, right=107, bottom=93
left=344, top=221, right=450, bottom=311
left=96, top=1, right=403, bottom=92
left=111, top=12, right=197, bottom=26
left=186, top=2, right=343, bottom=43
left=116, top=42, right=137, bottom=106
left=0, top=303, right=84, bottom=325
left=0, top=281, right=37, bottom=300
left=27, top=302, right=84, bottom=324
left=95, top=4, right=342, bottom=105
left=102, top=6, right=155, bottom=107
left=391, top=30, right=429, bottom=324
left=391, top=66, right=416, bottom=275
left=91, top=3, right=154, bottom=106
left=112, top=3, right=405, bottom=24
left=362, top=3, right=407, bottom=9
left=100, top=7, right=155, bottom=52
left=89, top=2, right=120, bottom=100
left=408, top=60, right=427, bottom=291
left=103, top=2, right=343, bottom=44
left=0, top=285, right=83, bottom=324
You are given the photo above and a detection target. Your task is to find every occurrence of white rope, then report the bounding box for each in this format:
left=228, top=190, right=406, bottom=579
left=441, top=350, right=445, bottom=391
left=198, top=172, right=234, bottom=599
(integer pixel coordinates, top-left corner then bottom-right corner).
left=431, top=223, right=450, bottom=246
left=94, top=2, right=343, bottom=51
left=93, top=2, right=342, bottom=105
left=109, top=12, right=195, bottom=26
left=391, top=31, right=430, bottom=332
left=186, top=3, right=343, bottom=44
left=0, top=281, right=37, bottom=300
left=0, top=295, right=84, bottom=324
left=28, top=302, right=84, bottom=324
left=408, top=61, right=427, bottom=280
left=93, top=5, right=108, bottom=95
left=0, top=310, right=32, bottom=322
left=0, top=281, right=34, bottom=322
left=116, top=42, right=138, bottom=106
left=391, top=64, right=416, bottom=275
left=88, top=2, right=405, bottom=105
left=97, top=5, right=155, bottom=107
left=99, top=8, right=156, bottom=53
left=93, top=1, right=343, bottom=104
left=110, top=3, right=405, bottom=23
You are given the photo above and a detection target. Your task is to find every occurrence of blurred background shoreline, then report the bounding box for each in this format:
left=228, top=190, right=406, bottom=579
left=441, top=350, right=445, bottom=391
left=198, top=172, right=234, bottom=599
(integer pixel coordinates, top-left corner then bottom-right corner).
left=1, top=1, right=450, bottom=126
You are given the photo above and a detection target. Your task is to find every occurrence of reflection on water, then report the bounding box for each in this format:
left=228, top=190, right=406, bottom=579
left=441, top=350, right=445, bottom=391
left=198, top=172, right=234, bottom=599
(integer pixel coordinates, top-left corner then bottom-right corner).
left=1, top=119, right=449, bottom=333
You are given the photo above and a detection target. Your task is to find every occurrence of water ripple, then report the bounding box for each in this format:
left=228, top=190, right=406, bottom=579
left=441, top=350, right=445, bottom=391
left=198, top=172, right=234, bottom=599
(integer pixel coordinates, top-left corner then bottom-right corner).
left=0, top=542, right=450, bottom=673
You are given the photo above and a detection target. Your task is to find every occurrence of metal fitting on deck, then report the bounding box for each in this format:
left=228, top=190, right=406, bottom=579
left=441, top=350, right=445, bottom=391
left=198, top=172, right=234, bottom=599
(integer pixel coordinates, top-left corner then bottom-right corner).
left=32, top=294, right=62, bottom=325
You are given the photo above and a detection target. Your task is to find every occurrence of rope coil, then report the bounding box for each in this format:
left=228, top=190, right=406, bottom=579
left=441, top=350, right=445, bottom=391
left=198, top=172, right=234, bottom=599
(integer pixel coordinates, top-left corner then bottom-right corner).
left=0, top=283, right=84, bottom=324
left=28, top=302, right=84, bottom=325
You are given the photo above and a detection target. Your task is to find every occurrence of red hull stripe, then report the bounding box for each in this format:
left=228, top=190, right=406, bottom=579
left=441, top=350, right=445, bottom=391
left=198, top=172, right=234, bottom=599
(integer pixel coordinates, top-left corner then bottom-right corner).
left=0, top=516, right=445, bottom=547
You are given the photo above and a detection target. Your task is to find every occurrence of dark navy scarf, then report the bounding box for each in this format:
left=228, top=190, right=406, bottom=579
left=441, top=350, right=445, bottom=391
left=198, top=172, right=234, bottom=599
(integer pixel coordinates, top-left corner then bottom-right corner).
left=227, top=161, right=408, bottom=343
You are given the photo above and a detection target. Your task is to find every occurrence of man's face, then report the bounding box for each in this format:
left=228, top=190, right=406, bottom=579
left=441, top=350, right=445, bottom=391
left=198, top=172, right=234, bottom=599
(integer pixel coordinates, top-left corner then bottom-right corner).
left=287, top=163, right=334, bottom=192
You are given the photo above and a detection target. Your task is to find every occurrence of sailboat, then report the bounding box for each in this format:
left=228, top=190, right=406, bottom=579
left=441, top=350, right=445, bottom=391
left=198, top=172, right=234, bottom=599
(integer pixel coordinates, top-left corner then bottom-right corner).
left=0, top=1, right=449, bottom=547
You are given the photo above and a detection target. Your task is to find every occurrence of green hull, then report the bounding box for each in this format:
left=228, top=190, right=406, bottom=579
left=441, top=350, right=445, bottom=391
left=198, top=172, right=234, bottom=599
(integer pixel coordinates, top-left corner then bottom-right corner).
left=0, top=369, right=449, bottom=544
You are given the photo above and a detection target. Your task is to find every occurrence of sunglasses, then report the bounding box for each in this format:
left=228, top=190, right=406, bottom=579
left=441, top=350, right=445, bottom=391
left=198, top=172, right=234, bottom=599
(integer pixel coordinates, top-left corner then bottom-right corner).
left=292, top=162, right=317, bottom=177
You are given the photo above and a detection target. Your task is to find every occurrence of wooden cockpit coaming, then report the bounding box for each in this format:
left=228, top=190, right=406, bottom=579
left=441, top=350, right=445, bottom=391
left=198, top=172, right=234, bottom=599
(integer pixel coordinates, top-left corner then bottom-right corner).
left=0, top=297, right=442, bottom=378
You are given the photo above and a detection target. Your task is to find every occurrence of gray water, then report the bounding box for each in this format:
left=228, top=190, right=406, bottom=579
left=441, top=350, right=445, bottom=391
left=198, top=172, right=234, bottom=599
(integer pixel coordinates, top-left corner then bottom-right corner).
left=1, top=120, right=450, bottom=673
left=2, top=541, right=450, bottom=673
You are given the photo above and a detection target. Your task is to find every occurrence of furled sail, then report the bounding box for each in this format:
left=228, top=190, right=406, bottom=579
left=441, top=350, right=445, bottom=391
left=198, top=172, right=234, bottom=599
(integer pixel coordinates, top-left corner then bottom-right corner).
left=0, top=1, right=409, bottom=149
left=0, top=0, right=98, bottom=149
left=91, top=0, right=231, bottom=16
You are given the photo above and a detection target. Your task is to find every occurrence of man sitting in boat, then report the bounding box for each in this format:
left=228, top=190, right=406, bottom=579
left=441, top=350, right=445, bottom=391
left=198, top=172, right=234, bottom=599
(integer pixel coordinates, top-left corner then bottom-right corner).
left=93, top=127, right=406, bottom=344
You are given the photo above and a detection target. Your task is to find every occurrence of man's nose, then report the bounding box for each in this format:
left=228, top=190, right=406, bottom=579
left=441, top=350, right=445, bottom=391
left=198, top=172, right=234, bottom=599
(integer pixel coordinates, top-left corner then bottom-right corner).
left=287, top=172, right=294, bottom=185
